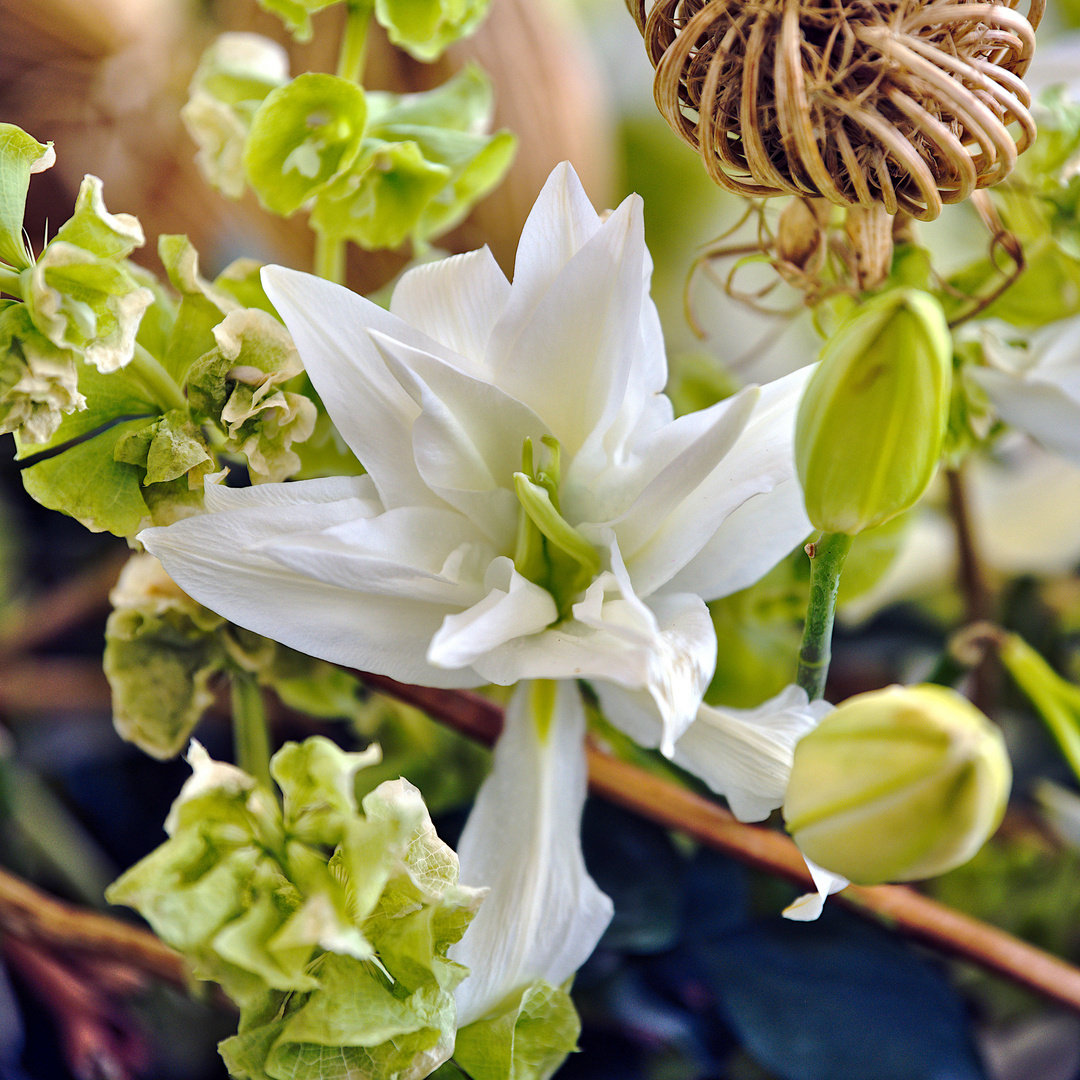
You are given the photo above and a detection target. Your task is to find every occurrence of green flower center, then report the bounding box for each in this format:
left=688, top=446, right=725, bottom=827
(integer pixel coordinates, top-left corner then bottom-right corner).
left=512, top=436, right=600, bottom=621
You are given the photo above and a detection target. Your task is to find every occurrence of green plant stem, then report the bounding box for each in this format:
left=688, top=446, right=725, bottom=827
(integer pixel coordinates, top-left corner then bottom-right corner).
left=337, top=0, right=372, bottom=83
left=231, top=671, right=273, bottom=792
left=0, top=265, right=23, bottom=297
left=796, top=531, right=854, bottom=701
left=130, top=343, right=187, bottom=412
left=314, top=231, right=346, bottom=285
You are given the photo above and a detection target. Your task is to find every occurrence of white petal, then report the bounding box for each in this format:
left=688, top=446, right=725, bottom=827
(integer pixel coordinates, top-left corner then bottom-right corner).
left=971, top=366, right=1080, bottom=466
left=587, top=387, right=761, bottom=594
left=367, top=329, right=548, bottom=546
left=451, top=679, right=613, bottom=1026
left=782, top=855, right=849, bottom=922
left=139, top=486, right=485, bottom=688
left=255, top=506, right=494, bottom=606
left=389, top=246, right=510, bottom=365
left=508, top=162, right=605, bottom=299
left=427, top=558, right=558, bottom=670
left=673, top=686, right=832, bottom=821
left=664, top=366, right=814, bottom=599
left=261, top=266, right=442, bottom=510
left=486, top=187, right=648, bottom=457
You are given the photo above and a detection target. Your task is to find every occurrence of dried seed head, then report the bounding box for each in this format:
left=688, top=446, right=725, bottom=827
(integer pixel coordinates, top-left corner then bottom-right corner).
left=629, top=0, right=1043, bottom=220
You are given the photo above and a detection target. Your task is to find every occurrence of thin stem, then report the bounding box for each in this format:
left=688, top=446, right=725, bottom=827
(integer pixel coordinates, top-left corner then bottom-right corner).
left=359, top=672, right=1080, bottom=1016
left=0, top=265, right=23, bottom=297
left=314, top=230, right=347, bottom=286
left=796, top=532, right=854, bottom=700
left=337, top=0, right=373, bottom=83
left=946, top=465, right=992, bottom=623
left=130, top=343, right=187, bottom=413
left=231, top=671, right=272, bottom=792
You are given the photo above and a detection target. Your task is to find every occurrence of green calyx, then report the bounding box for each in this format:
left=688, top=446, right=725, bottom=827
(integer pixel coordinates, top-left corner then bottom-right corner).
left=512, top=437, right=600, bottom=621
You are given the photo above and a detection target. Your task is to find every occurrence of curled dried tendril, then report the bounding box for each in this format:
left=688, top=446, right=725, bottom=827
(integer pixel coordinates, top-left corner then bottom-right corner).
left=630, top=0, right=1044, bottom=221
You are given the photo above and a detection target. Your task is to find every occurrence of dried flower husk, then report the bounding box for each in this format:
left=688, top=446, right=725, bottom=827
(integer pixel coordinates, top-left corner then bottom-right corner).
left=629, top=0, right=1043, bottom=220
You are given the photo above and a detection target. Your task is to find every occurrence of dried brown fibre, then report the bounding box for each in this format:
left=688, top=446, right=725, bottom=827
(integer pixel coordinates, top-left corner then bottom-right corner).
left=629, top=0, right=1044, bottom=220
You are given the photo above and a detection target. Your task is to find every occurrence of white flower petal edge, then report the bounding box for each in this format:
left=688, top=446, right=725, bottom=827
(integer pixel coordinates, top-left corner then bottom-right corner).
left=593, top=682, right=830, bottom=820
left=450, top=680, right=613, bottom=1027
left=782, top=855, right=849, bottom=922
left=970, top=315, right=1080, bottom=467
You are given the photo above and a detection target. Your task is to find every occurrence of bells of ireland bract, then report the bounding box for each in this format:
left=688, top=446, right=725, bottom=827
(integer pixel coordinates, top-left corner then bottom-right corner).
left=796, top=288, right=952, bottom=535
left=783, top=685, right=1011, bottom=884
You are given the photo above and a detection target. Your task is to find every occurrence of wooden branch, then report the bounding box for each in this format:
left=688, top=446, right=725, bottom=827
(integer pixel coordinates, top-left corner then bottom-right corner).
left=0, top=865, right=188, bottom=990
left=359, top=673, right=1080, bottom=1015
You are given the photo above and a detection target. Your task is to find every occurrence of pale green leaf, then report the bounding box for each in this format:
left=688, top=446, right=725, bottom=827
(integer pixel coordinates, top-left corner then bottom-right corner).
left=452, top=980, right=580, bottom=1080
left=244, top=74, right=367, bottom=216
left=375, top=0, right=491, bottom=61
left=0, top=124, right=53, bottom=271
left=52, top=174, right=145, bottom=260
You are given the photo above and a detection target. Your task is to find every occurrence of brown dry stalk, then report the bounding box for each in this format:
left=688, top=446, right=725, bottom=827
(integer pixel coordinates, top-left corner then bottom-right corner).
left=361, top=672, right=1080, bottom=1015
left=629, top=0, right=1043, bottom=220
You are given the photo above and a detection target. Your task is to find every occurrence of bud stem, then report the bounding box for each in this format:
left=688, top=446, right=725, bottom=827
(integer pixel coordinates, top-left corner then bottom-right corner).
left=0, top=266, right=23, bottom=298
left=230, top=670, right=273, bottom=794
left=131, top=343, right=188, bottom=413
left=796, top=532, right=854, bottom=701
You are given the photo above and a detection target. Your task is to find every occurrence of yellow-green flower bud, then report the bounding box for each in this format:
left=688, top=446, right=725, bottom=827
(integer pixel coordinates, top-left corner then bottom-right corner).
left=783, top=684, right=1010, bottom=884
left=796, top=289, right=951, bottom=535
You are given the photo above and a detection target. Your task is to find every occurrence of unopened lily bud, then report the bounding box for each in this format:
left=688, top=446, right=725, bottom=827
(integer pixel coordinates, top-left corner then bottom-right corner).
left=796, top=288, right=951, bottom=535
left=783, top=685, right=1010, bottom=884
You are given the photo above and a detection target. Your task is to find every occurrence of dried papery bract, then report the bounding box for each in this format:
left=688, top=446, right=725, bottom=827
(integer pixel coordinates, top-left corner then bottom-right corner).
left=630, top=0, right=1044, bottom=221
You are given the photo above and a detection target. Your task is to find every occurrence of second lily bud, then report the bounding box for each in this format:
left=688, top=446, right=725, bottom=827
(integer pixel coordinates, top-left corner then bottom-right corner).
left=796, top=288, right=952, bottom=536
left=783, top=684, right=1011, bottom=884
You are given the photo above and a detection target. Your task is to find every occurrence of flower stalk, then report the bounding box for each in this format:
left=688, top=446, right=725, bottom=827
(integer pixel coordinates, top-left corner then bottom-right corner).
left=130, top=343, right=188, bottom=413
left=795, top=532, right=853, bottom=701
left=230, top=669, right=272, bottom=793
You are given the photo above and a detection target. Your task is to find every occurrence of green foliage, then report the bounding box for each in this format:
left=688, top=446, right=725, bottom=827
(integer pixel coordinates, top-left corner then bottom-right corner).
left=182, top=32, right=290, bottom=198
left=107, top=740, right=485, bottom=1080
left=254, top=0, right=344, bottom=43
left=946, top=89, right=1080, bottom=326
left=0, top=302, right=84, bottom=443
left=104, top=554, right=227, bottom=759
left=310, top=66, right=516, bottom=252
left=0, top=124, right=53, bottom=271
left=187, top=308, right=316, bottom=483
left=244, top=74, right=368, bottom=216
left=375, top=0, right=492, bottom=61
left=104, top=553, right=370, bottom=758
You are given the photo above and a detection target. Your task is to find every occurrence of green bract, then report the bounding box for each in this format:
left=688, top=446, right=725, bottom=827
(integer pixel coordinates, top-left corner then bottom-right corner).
left=0, top=302, right=85, bottom=443
left=783, top=684, right=1011, bottom=884
left=14, top=362, right=162, bottom=535
left=104, top=553, right=227, bottom=759
left=244, top=73, right=367, bottom=216
left=187, top=307, right=316, bottom=483
left=310, top=66, right=515, bottom=251
left=183, top=33, right=291, bottom=199
left=53, top=175, right=146, bottom=260
left=107, top=740, right=485, bottom=1080
left=0, top=124, right=53, bottom=271
left=452, top=979, right=580, bottom=1080
left=25, top=241, right=154, bottom=374
left=795, top=288, right=952, bottom=535
left=375, top=0, right=492, bottom=62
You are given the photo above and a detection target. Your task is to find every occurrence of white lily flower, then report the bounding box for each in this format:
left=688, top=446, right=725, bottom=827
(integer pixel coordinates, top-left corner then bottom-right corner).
left=140, top=162, right=813, bottom=1021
